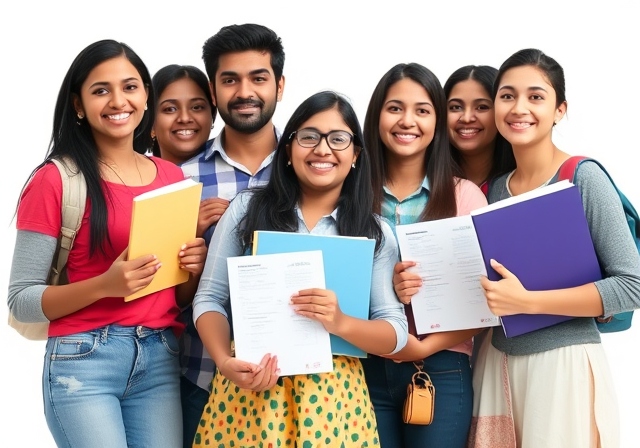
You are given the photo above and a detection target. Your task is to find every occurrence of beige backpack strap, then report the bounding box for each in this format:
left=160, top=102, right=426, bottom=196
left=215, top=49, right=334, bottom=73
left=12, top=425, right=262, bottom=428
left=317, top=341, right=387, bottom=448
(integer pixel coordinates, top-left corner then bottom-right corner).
left=8, top=157, right=87, bottom=341
left=49, top=157, right=87, bottom=285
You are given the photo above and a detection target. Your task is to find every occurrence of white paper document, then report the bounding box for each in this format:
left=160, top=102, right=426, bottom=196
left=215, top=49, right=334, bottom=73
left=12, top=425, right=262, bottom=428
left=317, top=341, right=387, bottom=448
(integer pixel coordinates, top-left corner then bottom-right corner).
left=227, top=250, right=333, bottom=376
left=395, top=215, right=500, bottom=334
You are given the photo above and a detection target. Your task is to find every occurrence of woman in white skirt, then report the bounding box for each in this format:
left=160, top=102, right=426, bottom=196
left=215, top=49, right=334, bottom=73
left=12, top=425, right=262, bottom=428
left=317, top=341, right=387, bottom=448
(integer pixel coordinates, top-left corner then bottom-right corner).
left=468, top=48, right=640, bottom=448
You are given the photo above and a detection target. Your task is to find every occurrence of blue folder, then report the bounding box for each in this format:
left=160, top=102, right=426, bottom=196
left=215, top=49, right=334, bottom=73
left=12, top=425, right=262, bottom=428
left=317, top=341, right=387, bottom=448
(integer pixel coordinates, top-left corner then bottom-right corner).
left=252, top=231, right=375, bottom=357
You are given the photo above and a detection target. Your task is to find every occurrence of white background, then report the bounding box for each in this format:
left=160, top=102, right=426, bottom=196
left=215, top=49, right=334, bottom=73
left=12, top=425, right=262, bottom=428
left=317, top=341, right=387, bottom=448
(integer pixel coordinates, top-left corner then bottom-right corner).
left=1, top=1, right=638, bottom=446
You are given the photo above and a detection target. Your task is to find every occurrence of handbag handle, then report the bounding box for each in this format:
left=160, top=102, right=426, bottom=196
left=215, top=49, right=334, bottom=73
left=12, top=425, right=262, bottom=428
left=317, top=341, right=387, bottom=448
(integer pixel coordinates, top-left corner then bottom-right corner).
left=411, top=370, right=433, bottom=388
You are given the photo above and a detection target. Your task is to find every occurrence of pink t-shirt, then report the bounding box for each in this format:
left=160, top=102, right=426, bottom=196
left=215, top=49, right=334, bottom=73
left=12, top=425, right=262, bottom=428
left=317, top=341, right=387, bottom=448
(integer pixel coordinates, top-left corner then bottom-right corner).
left=17, top=156, right=187, bottom=337
left=448, top=178, right=489, bottom=356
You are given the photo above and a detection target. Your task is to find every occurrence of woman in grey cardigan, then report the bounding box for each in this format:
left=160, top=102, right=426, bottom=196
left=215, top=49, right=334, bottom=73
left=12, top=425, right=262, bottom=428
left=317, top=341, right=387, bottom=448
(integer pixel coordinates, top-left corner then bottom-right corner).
left=468, top=48, right=640, bottom=448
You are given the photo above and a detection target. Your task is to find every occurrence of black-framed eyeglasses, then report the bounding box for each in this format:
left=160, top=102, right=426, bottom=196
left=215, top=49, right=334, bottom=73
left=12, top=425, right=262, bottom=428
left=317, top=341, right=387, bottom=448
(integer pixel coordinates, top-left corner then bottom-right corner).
left=289, top=128, right=355, bottom=151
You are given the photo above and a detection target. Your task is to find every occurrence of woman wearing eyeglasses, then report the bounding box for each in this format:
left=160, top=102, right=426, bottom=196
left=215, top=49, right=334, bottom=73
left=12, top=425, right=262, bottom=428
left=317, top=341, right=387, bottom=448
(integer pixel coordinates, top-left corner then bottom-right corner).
left=360, top=63, right=488, bottom=448
left=191, top=90, right=407, bottom=447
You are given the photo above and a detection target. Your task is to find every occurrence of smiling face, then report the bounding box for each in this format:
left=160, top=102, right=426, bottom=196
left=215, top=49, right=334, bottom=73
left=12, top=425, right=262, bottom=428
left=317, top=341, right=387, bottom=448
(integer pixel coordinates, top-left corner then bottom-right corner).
left=378, top=78, right=436, bottom=163
left=73, top=56, right=148, bottom=150
left=153, top=77, right=213, bottom=164
left=447, top=79, right=498, bottom=156
left=288, top=106, right=358, bottom=199
left=494, top=65, right=566, bottom=149
left=212, top=50, right=284, bottom=134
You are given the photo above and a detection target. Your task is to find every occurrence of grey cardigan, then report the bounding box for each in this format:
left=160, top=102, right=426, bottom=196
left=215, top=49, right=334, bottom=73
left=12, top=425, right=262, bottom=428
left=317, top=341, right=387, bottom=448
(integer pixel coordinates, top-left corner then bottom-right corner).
left=488, top=161, right=640, bottom=356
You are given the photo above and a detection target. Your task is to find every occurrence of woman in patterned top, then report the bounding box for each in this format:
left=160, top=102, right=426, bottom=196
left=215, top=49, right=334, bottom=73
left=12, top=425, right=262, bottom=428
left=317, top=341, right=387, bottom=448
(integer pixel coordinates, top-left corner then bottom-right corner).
left=191, top=90, right=408, bottom=447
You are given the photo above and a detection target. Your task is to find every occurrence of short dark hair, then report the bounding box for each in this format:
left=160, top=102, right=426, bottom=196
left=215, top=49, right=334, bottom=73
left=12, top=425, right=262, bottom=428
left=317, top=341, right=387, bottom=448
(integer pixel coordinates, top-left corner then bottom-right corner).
left=150, top=64, right=216, bottom=156
left=202, top=23, right=285, bottom=81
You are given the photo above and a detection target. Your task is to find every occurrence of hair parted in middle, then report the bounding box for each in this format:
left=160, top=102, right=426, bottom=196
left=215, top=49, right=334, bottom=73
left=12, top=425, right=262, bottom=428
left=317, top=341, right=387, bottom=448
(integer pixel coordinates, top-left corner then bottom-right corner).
left=238, top=90, right=383, bottom=253
left=150, top=64, right=216, bottom=157
left=364, top=62, right=460, bottom=221
left=444, top=64, right=515, bottom=184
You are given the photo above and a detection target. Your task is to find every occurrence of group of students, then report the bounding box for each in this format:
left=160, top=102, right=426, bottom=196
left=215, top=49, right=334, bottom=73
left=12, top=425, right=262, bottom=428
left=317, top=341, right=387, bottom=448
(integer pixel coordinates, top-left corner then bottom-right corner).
left=8, top=22, right=640, bottom=448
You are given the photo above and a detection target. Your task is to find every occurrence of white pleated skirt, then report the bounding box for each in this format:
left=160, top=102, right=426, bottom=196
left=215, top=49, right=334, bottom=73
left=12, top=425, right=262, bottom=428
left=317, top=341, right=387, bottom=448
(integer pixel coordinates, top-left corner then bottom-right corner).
left=468, top=328, right=619, bottom=448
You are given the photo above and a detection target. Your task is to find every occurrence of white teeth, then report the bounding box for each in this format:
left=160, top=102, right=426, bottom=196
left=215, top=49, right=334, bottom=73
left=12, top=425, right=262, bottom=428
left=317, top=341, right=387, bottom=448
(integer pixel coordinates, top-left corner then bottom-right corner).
left=106, top=113, right=130, bottom=120
left=176, top=130, right=195, bottom=136
left=395, top=134, right=417, bottom=140
left=510, top=122, right=531, bottom=129
left=310, top=162, right=334, bottom=169
left=459, top=129, right=479, bottom=135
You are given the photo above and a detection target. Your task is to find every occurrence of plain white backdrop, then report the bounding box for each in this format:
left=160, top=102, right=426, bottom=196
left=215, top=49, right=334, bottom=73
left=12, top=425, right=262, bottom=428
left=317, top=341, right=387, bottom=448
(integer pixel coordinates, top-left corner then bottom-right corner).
left=1, top=1, right=638, bottom=446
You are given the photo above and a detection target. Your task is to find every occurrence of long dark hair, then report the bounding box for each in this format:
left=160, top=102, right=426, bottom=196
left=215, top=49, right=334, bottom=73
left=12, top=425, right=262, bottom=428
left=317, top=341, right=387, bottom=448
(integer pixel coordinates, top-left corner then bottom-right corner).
left=22, top=39, right=154, bottom=255
left=151, top=64, right=216, bottom=157
left=364, top=63, right=459, bottom=221
left=239, top=90, right=383, bottom=253
left=444, top=65, right=515, bottom=183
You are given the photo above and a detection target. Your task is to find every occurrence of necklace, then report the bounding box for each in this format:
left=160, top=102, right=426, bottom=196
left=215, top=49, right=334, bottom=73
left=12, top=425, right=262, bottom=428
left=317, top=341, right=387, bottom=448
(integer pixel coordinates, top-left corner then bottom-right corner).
left=99, top=153, right=144, bottom=187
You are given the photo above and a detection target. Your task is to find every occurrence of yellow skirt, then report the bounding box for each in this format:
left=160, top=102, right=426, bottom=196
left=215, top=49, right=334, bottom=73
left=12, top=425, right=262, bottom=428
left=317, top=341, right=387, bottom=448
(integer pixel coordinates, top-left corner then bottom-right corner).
left=193, top=355, right=379, bottom=447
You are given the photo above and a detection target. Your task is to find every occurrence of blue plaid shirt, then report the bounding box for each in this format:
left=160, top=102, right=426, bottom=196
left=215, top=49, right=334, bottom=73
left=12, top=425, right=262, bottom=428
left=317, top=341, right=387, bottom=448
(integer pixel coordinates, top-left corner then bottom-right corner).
left=381, top=177, right=430, bottom=231
left=179, top=126, right=280, bottom=391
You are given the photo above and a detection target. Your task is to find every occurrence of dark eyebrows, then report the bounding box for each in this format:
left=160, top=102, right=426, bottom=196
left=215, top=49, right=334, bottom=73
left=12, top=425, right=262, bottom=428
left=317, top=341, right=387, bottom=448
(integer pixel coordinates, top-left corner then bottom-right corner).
left=87, top=77, right=140, bottom=90
left=497, top=85, right=548, bottom=94
left=385, top=99, right=433, bottom=108
left=159, top=96, right=208, bottom=105
left=249, top=68, right=271, bottom=77
left=417, top=101, right=433, bottom=108
left=218, top=68, right=271, bottom=78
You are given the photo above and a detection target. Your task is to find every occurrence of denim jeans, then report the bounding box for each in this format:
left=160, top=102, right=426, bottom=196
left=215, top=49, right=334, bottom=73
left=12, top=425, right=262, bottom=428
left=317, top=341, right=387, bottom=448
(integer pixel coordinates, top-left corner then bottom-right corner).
left=180, top=376, right=210, bottom=448
left=362, top=350, right=472, bottom=448
left=43, top=325, right=182, bottom=448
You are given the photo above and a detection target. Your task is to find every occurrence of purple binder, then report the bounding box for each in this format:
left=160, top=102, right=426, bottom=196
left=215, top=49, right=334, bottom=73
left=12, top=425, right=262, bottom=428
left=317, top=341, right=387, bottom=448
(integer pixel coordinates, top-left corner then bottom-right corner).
left=471, top=184, right=602, bottom=337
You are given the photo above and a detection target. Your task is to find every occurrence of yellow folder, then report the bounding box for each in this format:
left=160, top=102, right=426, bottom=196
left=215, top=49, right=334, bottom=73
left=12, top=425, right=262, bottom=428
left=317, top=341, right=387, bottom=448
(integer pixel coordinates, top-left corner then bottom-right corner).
left=125, top=178, right=203, bottom=301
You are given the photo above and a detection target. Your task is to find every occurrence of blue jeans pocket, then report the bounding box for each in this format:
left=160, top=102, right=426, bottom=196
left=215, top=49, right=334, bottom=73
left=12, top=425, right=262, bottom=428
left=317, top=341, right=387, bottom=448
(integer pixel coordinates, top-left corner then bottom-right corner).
left=160, top=328, right=179, bottom=356
left=49, top=331, right=98, bottom=360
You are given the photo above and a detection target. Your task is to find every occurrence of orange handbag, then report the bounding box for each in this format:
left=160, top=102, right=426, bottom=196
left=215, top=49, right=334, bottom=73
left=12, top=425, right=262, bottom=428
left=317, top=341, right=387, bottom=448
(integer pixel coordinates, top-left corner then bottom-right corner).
left=402, top=364, right=435, bottom=425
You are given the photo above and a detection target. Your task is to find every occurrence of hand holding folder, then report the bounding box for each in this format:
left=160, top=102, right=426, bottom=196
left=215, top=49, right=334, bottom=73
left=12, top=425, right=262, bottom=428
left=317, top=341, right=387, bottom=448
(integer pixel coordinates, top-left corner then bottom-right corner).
left=125, top=178, right=203, bottom=301
left=252, top=231, right=376, bottom=357
left=396, top=180, right=600, bottom=338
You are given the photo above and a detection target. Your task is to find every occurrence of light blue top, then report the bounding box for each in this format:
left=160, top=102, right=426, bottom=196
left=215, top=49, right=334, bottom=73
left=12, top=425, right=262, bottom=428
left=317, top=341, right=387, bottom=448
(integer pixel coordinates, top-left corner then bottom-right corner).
left=192, top=190, right=408, bottom=354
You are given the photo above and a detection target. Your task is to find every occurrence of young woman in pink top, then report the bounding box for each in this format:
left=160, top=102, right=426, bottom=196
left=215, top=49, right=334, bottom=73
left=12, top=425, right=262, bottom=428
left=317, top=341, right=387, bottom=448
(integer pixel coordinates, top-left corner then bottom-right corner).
left=8, top=39, right=206, bottom=447
left=444, top=65, right=515, bottom=192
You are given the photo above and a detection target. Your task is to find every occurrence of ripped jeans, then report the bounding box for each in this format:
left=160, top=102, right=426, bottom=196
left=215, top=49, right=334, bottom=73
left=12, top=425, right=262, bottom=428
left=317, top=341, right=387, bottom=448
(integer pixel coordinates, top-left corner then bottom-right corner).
left=43, top=325, right=181, bottom=448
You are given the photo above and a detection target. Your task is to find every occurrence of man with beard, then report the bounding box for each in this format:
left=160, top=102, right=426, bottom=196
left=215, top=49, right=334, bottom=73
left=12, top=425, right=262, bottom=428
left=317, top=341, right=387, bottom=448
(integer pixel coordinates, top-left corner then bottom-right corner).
left=178, top=23, right=285, bottom=448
